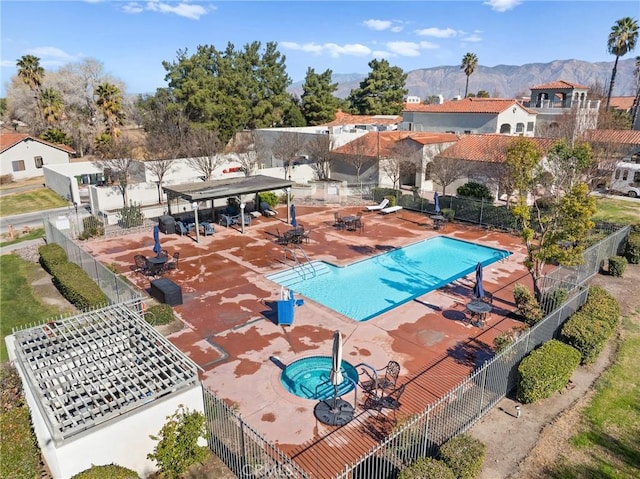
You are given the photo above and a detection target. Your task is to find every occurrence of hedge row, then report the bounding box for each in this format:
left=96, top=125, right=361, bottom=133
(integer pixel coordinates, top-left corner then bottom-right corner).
left=560, top=286, right=620, bottom=365
left=625, top=232, right=640, bottom=264
left=399, top=457, right=455, bottom=479
left=517, top=339, right=581, bottom=404
left=39, top=244, right=108, bottom=310
left=439, top=433, right=486, bottom=479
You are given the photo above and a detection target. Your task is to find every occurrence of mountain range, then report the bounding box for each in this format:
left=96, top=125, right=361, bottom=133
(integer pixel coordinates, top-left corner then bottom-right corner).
left=290, top=58, right=637, bottom=101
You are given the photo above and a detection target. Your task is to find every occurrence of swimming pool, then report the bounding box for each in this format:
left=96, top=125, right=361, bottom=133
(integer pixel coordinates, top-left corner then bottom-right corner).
left=267, top=236, right=510, bottom=321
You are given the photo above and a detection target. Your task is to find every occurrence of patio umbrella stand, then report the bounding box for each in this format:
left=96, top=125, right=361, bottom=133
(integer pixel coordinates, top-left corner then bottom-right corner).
left=314, top=331, right=354, bottom=426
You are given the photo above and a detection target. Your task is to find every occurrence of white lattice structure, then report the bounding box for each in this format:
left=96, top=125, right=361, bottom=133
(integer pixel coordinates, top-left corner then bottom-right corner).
left=6, top=302, right=203, bottom=479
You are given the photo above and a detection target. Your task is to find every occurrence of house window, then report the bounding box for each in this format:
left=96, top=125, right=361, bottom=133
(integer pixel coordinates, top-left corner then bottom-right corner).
left=515, top=123, right=525, bottom=133
left=622, top=170, right=628, bottom=181
left=424, top=162, right=433, bottom=180
left=12, top=160, right=25, bottom=172
left=527, top=122, right=534, bottom=132
left=499, top=123, right=511, bottom=134
left=634, top=172, right=640, bottom=182
left=615, top=169, right=621, bottom=180
left=34, top=156, right=43, bottom=168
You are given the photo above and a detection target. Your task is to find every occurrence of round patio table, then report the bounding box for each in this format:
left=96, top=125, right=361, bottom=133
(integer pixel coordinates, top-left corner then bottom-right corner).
left=467, top=300, right=492, bottom=328
left=147, top=256, right=168, bottom=265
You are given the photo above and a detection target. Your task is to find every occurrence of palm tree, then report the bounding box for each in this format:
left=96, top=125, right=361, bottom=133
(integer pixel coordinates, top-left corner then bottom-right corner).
left=95, top=82, right=125, bottom=139
left=606, top=17, right=639, bottom=109
left=16, top=54, right=45, bottom=128
left=461, top=52, right=479, bottom=98
left=40, top=88, right=64, bottom=126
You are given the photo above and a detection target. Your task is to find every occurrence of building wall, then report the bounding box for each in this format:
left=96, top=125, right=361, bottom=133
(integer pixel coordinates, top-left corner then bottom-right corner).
left=1, top=140, right=70, bottom=180
left=402, top=112, right=499, bottom=134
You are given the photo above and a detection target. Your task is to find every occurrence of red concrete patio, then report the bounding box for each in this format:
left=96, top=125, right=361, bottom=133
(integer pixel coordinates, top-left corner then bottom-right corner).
left=84, top=204, right=532, bottom=478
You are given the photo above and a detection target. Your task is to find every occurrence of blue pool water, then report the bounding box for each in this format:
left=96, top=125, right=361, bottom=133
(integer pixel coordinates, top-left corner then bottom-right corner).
left=280, top=356, right=358, bottom=400
left=268, top=236, right=510, bottom=321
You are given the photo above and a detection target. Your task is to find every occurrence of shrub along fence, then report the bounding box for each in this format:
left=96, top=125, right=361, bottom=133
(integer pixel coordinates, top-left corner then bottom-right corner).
left=44, top=215, right=142, bottom=305
left=199, top=224, right=630, bottom=479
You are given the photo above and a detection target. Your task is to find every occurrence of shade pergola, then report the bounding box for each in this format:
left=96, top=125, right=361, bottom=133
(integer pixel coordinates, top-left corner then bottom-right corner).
left=163, top=174, right=294, bottom=208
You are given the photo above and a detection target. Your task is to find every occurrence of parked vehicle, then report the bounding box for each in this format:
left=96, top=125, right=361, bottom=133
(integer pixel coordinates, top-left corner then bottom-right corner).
left=610, top=161, right=640, bottom=198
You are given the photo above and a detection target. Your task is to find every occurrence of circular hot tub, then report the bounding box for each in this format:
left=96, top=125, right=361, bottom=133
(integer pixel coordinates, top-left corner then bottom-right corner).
left=280, top=356, right=358, bottom=400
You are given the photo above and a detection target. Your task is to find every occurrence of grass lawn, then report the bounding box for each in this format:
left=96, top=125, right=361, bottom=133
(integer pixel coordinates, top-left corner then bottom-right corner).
left=549, top=309, right=640, bottom=478
left=0, top=227, right=45, bottom=248
left=0, top=188, right=67, bottom=216
left=593, top=197, right=640, bottom=225
left=0, top=254, right=72, bottom=361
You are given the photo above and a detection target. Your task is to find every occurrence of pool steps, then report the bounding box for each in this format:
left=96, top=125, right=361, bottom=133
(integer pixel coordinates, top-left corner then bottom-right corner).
left=269, top=261, right=331, bottom=287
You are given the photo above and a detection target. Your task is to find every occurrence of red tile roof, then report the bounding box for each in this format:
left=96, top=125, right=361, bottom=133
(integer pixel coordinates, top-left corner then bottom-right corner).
left=323, top=110, right=402, bottom=127
left=0, top=133, right=76, bottom=155
left=333, top=131, right=458, bottom=157
left=437, top=134, right=557, bottom=163
left=608, top=96, right=636, bottom=111
left=581, top=129, right=640, bottom=145
left=402, top=98, right=535, bottom=115
left=530, top=80, right=589, bottom=90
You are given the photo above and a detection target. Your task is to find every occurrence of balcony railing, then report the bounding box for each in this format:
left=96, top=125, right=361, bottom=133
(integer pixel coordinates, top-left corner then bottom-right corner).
left=522, top=99, right=600, bottom=110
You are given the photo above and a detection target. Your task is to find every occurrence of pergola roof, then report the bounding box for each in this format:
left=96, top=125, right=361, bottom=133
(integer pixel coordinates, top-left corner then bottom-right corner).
left=163, top=174, right=294, bottom=203
left=12, top=302, right=199, bottom=444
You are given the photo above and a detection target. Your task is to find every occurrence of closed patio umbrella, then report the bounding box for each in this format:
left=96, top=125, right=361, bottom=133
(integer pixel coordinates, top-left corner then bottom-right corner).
left=434, top=192, right=441, bottom=214
left=290, top=204, right=297, bottom=227
left=152, top=225, right=161, bottom=256
left=330, top=330, right=343, bottom=388
left=473, top=262, right=485, bottom=299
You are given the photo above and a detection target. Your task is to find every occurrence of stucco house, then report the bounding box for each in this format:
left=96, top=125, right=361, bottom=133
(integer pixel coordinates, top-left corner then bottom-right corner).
left=400, top=97, right=538, bottom=137
left=0, top=133, right=76, bottom=180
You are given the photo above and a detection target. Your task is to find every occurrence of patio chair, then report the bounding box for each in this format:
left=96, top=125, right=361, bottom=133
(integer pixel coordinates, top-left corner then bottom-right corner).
left=176, top=221, right=189, bottom=236
left=202, top=222, right=215, bottom=236
left=366, top=198, right=389, bottom=211
left=360, top=360, right=400, bottom=394
left=163, top=252, right=180, bottom=271
left=218, top=214, right=238, bottom=227
left=159, top=249, right=169, bottom=258
left=131, top=254, right=148, bottom=275
left=275, top=228, right=289, bottom=245
left=364, top=383, right=406, bottom=415
left=380, top=205, right=403, bottom=215
left=334, top=212, right=345, bottom=230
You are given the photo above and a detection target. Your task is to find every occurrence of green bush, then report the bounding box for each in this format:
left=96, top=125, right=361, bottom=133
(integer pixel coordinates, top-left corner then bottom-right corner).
left=38, top=243, right=68, bottom=274
left=0, top=173, right=13, bottom=185
left=583, top=286, right=620, bottom=329
left=608, top=255, right=627, bottom=277
left=513, top=283, right=544, bottom=325
left=517, top=340, right=581, bottom=403
left=439, top=433, right=486, bottom=479
left=625, top=232, right=640, bottom=264
left=441, top=208, right=455, bottom=221
left=118, top=202, right=144, bottom=228
left=541, top=287, right=568, bottom=315
left=1, top=365, right=40, bottom=479
left=257, top=191, right=278, bottom=208
left=493, top=325, right=529, bottom=354
left=372, top=187, right=399, bottom=203
left=456, top=182, right=494, bottom=202
left=560, top=311, right=614, bottom=365
left=51, top=262, right=108, bottom=310
left=399, top=457, right=456, bottom=479
left=71, top=464, right=140, bottom=479
left=145, top=304, right=175, bottom=325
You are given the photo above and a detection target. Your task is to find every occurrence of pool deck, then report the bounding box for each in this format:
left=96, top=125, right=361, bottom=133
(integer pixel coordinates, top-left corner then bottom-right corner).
left=84, top=204, right=532, bottom=478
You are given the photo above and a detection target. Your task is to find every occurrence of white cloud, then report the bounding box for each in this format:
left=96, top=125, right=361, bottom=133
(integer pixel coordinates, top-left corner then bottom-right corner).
left=484, top=0, right=522, bottom=12
left=461, top=34, right=483, bottom=43
left=0, top=60, right=16, bottom=68
left=386, top=41, right=439, bottom=57
left=363, top=19, right=392, bottom=31
left=391, top=26, right=404, bottom=33
left=281, top=42, right=371, bottom=58
left=415, top=27, right=457, bottom=38
left=27, top=46, right=79, bottom=62
left=122, top=1, right=211, bottom=20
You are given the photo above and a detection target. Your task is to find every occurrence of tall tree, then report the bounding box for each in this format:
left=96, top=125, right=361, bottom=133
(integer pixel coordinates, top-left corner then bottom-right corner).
left=95, top=82, right=125, bottom=140
left=429, top=156, right=471, bottom=196
left=272, top=132, right=307, bottom=180
left=606, top=17, right=638, bottom=109
left=16, top=55, right=45, bottom=131
left=461, top=52, right=479, bottom=98
left=301, top=68, right=339, bottom=126
left=505, top=139, right=596, bottom=299
left=347, top=59, right=407, bottom=115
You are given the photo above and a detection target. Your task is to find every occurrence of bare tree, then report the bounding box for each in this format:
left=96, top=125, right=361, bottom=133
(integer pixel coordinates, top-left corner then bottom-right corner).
left=429, top=156, right=471, bottom=195
left=94, top=136, right=137, bottom=206
left=272, top=132, right=307, bottom=180
left=306, top=134, right=334, bottom=181
left=384, top=136, right=421, bottom=192
left=228, top=130, right=259, bottom=176
left=145, top=159, right=175, bottom=204
left=186, top=128, right=224, bottom=181
left=342, top=134, right=378, bottom=187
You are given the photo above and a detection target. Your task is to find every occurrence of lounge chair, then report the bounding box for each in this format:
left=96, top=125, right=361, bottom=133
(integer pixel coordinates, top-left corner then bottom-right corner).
left=260, top=201, right=277, bottom=217
left=380, top=205, right=403, bottom=215
left=202, top=222, right=215, bottom=236
left=218, top=214, right=238, bottom=227
left=176, top=221, right=189, bottom=236
left=366, top=198, right=389, bottom=211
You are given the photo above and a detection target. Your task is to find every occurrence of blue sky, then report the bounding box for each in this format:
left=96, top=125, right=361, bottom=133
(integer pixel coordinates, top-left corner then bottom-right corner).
left=1, top=1, right=638, bottom=97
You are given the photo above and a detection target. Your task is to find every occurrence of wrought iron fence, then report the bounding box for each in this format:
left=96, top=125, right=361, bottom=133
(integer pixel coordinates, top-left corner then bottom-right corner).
left=44, top=215, right=142, bottom=305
